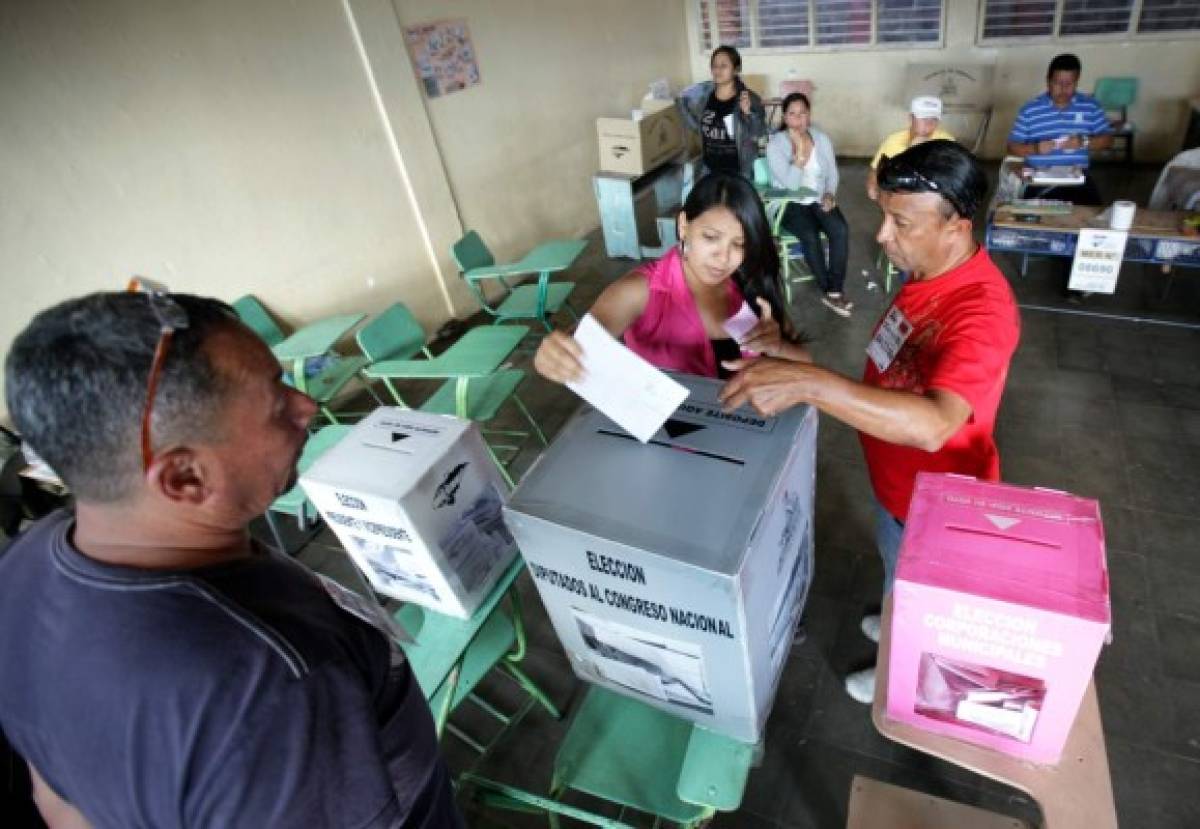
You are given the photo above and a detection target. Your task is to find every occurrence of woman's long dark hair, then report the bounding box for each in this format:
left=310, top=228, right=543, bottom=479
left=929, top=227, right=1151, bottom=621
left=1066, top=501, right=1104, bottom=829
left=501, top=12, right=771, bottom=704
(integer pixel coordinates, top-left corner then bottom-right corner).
left=681, top=172, right=803, bottom=343
left=777, top=92, right=811, bottom=132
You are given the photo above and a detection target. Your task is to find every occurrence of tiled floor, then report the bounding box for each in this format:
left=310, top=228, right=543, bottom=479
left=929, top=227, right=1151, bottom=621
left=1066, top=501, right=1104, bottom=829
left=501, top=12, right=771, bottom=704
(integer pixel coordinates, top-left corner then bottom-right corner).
left=293, top=160, right=1200, bottom=828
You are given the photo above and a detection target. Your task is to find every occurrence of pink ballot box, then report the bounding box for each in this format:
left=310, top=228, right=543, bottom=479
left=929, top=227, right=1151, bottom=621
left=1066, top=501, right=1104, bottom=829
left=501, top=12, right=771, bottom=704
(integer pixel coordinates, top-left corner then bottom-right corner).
left=887, top=473, right=1110, bottom=765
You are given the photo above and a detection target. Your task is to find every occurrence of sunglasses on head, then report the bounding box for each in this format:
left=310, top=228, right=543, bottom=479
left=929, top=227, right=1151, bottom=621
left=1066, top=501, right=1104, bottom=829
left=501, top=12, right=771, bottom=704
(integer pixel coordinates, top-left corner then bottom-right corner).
left=127, top=281, right=190, bottom=473
left=877, top=155, right=969, bottom=218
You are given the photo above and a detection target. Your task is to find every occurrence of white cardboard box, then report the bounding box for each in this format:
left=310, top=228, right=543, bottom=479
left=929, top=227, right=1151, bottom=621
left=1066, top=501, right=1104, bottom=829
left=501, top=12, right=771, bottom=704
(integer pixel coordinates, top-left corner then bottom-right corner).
left=505, top=375, right=817, bottom=742
left=300, top=408, right=517, bottom=619
left=597, top=104, right=683, bottom=176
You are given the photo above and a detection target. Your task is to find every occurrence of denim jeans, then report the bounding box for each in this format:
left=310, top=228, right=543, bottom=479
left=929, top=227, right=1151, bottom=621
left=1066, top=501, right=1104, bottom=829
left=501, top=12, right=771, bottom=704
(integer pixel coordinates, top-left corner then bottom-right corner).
left=779, top=202, right=850, bottom=294
left=876, top=500, right=906, bottom=597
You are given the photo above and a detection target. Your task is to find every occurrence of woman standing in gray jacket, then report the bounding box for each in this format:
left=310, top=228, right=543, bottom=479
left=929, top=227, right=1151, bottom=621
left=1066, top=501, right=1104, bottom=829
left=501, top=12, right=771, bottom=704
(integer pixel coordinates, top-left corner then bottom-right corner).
left=678, top=46, right=766, bottom=181
left=766, top=92, right=853, bottom=317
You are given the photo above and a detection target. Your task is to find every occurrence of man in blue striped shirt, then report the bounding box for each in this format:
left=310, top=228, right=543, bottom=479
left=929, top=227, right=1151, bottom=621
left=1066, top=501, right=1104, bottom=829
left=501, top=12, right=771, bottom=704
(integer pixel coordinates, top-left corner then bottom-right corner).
left=1007, top=53, right=1113, bottom=206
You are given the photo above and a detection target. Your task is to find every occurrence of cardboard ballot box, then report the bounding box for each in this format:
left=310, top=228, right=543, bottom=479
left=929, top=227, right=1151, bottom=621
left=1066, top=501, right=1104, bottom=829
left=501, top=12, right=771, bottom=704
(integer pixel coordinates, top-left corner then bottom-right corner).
left=300, top=408, right=517, bottom=619
left=887, top=473, right=1110, bottom=764
left=504, top=375, right=817, bottom=742
left=597, top=104, right=683, bottom=176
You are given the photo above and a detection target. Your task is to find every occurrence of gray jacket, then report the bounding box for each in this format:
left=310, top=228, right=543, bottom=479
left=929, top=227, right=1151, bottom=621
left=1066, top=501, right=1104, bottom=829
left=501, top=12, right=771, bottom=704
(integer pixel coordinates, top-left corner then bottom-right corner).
left=678, top=79, right=766, bottom=180
left=766, top=127, right=839, bottom=197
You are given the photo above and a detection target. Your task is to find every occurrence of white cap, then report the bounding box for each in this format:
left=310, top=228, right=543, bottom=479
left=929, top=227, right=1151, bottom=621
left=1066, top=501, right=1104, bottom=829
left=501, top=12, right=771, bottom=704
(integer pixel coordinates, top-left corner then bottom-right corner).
left=910, top=95, right=943, bottom=119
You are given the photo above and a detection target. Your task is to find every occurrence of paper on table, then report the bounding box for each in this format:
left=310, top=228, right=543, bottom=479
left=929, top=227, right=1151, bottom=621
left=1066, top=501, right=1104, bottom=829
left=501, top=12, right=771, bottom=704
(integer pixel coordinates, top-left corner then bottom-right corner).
left=566, top=313, right=689, bottom=443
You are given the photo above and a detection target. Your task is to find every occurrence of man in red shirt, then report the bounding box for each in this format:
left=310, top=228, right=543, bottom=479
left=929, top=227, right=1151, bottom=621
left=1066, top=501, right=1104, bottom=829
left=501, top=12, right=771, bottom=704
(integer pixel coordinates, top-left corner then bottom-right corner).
left=721, top=140, right=1020, bottom=703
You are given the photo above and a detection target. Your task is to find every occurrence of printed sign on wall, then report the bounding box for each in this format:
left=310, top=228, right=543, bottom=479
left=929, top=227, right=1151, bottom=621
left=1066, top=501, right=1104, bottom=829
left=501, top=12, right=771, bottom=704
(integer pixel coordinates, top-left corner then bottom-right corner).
left=404, top=18, right=481, bottom=98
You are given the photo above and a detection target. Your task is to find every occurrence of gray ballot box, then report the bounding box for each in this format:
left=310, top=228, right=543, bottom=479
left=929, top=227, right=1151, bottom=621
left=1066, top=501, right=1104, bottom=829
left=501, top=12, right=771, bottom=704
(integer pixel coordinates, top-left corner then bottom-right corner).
left=505, top=375, right=816, bottom=742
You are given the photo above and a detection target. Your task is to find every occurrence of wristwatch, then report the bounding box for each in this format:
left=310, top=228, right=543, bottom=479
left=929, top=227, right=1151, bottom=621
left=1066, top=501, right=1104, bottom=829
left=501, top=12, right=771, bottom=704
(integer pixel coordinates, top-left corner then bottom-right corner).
left=1081, top=134, right=1090, bottom=150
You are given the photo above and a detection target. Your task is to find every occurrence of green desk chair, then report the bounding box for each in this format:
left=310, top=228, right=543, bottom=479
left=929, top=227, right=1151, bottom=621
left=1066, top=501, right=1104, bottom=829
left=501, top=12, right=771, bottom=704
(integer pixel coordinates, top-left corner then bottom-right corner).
left=395, top=558, right=560, bottom=758
left=281, top=302, right=438, bottom=426
left=354, top=301, right=436, bottom=407
left=753, top=157, right=818, bottom=305
left=875, top=247, right=900, bottom=293
left=463, top=685, right=757, bottom=828
left=452, top=231, right=583, bottom=331
left=239, top=295, right=375, bottom=425
left=363, top=325, right=548, bottom=488
left=264, top=424, right=352, bottom=554
left=232, top=295, right=286, bottom=347
left=1094, top=77, right=1138, bottom=165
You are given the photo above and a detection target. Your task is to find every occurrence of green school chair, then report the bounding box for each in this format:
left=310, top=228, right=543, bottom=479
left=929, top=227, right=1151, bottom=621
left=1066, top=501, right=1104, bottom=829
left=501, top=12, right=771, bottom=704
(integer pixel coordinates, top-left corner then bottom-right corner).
left=753, top=157, right=818, bottom=305
left=362, top=323, right=548, bottom=488
left=235, top=296, right=377, bottom=426
left=1094, top=77, right=1138, bottom=165
left=232, top=295, right=286, bottom=347
left=462, top=685, right=757, bottom=828
left=395, top=558, right=560, bottom=757
left=452, top=231, right=583, bottom=331
left=264, top=424, right=352, bottom=554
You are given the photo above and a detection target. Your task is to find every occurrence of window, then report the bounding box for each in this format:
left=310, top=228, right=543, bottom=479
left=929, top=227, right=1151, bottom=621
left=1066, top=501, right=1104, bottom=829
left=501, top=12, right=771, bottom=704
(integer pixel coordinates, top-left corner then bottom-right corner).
left=814, top=1, right=871, bottom=45
left=878, top=0, right=943, bottom=44
left=697, top=0, right=944, bottom=50
left=1138, top=0, right=1200, bottom=33
left=980, top=0, right=1200, bottom=41
left=981, top=1, right=1057, bottom=39
left=699, top=0, right=752, bottom=49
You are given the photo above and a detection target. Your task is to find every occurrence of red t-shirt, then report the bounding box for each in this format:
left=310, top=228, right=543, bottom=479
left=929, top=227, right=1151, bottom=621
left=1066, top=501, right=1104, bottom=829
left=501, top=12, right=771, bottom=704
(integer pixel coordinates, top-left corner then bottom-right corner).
left=859, top=247, right=1020, bottom=521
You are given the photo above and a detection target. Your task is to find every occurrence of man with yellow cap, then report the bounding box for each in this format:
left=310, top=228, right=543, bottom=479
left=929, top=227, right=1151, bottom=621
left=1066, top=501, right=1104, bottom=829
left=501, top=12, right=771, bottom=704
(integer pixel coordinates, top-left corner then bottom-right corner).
left=866, top=96, right=954, bottom=201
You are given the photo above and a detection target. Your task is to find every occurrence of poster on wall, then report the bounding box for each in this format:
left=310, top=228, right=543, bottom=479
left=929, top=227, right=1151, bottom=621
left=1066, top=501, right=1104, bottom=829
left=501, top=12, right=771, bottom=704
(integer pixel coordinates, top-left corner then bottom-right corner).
left=404, top=19, right=481, bottom=98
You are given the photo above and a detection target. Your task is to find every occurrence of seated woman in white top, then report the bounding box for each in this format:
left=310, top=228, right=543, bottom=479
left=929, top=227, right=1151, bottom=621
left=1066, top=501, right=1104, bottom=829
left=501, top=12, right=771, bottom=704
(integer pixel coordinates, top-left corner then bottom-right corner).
left=766, top=93, right=853, bottom=317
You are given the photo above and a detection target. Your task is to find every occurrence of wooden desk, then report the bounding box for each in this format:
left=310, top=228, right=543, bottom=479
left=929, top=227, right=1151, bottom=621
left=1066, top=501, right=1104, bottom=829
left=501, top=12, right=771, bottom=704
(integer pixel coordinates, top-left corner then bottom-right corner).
left=871, top=598, right=1117, bottom=829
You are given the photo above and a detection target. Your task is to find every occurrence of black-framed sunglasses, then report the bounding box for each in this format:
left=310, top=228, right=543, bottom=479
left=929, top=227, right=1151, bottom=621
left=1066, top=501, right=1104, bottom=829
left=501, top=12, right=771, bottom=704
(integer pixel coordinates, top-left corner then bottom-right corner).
left=130, top=285, right=189, bottom=473
left=877, top=154, right=968, bottom=218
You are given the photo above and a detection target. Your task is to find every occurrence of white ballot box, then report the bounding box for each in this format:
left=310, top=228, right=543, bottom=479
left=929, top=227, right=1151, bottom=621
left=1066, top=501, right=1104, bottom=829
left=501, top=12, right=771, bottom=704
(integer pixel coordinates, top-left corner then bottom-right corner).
left=301, top=408, right=516, bottom=619
left=505, top=375, right=817, bottom=742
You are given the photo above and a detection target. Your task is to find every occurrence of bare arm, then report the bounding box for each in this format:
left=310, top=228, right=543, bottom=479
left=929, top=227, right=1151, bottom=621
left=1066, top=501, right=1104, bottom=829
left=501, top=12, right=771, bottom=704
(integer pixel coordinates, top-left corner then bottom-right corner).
left=533, top=271, right=649, bottom=384
left=29, top=763, right=92, bottom=829
left=718, top=358, right=971, bottom=451
left=866, top=166, right=879, bottom=201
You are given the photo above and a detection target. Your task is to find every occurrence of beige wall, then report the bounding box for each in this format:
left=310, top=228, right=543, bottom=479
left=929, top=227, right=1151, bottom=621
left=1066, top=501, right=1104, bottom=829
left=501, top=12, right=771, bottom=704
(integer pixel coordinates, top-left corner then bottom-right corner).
left=686, top=3, right=1200, bottom=161
left=0, top=0, right=691, bottom=420
left=388, top=0, right=692, bottom=257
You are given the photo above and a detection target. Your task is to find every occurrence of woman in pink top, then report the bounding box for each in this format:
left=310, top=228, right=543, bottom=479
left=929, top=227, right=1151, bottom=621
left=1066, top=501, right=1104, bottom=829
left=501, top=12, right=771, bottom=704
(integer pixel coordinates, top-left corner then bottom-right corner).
left=535, top=173, right=810, bottom=383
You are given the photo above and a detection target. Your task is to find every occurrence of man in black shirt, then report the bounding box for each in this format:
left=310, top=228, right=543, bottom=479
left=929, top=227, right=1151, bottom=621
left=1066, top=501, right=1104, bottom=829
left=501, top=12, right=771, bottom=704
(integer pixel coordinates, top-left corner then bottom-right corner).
left=1, top=292, right=463, bottom=828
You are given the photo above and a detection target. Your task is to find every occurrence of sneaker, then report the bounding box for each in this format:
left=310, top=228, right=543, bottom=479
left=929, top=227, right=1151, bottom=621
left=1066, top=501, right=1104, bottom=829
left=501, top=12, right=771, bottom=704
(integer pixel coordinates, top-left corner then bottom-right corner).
left=821, top=293, right=853, bottom=317
left=844, top=667, right=877, bottom=704
left=859, top=614, right=882, bottom=644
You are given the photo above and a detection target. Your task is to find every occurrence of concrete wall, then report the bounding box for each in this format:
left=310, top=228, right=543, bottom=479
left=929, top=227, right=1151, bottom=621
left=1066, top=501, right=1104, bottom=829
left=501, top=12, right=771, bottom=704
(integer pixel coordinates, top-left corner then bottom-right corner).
left=0, top=0, right=690, bottom=419
left=685, top=3, right=1200, bottom=161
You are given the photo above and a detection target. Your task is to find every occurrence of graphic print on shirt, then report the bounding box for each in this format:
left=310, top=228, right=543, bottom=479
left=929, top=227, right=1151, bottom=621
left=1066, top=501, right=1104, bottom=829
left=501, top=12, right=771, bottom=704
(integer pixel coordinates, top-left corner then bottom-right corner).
left=870, top=298, right=944, bottom=395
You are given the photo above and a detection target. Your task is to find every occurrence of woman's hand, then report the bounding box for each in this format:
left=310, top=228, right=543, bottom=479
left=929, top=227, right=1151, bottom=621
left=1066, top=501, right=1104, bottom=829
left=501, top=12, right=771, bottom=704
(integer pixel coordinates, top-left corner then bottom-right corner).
left=533, top=330, right=585, bottom=384
left=821, top=193, right=836, bottom=212
left=740, top=298, right=784, bottom=358
left=791, top=133, right=810, bottom=166
left=739, top=89, right=752, bottom=116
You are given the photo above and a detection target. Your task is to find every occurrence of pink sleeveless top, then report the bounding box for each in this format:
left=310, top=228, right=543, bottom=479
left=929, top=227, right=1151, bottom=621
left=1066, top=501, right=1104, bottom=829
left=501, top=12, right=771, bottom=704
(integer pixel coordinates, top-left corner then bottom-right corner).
left=623, top=247, right=745, bottom=378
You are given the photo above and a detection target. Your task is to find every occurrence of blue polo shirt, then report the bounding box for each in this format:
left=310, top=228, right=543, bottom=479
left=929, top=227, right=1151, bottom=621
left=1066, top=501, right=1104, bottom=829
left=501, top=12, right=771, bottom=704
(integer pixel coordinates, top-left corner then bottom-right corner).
left=1008, top=92, right=1111, bottom=167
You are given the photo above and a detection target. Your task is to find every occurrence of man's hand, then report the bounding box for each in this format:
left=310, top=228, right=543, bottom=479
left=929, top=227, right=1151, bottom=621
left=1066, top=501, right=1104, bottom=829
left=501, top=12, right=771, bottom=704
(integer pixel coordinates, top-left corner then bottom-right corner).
left=719, top=357, right=826, bottom=416
left=533, top=331, right=585, bottom=384
left=820, top=193, right=836, bottom=212
left=1035, top=139, right=1057, bottom=154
